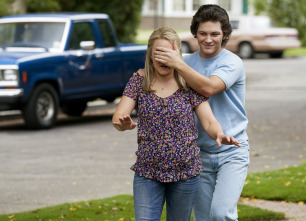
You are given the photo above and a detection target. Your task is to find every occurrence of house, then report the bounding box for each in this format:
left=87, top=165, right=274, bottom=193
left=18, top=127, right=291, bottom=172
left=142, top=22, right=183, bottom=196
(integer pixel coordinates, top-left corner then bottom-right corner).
left=140, top=0, right=251, bottom=30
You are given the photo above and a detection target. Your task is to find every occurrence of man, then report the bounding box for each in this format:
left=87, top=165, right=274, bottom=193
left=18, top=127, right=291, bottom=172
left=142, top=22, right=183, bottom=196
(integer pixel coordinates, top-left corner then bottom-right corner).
left=153, top=4, right=249, bottom=221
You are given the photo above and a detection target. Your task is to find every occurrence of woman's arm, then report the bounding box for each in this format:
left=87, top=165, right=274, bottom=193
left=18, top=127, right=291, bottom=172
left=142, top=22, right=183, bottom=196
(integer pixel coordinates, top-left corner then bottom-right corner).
left=112, top=96, right=137, bottom=131
left=195, top=101, right=240, bottom=147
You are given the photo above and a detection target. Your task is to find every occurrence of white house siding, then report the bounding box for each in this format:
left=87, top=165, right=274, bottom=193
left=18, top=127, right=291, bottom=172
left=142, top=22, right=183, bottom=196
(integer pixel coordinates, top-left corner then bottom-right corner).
left=140, top=0, right=248, bottom=30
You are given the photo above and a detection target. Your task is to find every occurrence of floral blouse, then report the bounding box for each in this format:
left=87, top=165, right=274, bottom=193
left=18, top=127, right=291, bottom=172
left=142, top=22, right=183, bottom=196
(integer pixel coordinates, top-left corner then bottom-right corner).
left=123, top=74, right=208, bottom=182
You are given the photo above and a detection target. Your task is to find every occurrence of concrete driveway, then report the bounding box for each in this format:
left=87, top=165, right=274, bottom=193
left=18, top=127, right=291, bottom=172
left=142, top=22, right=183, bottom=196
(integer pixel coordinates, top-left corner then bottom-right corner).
left=0, top=55, right=305, bottom=214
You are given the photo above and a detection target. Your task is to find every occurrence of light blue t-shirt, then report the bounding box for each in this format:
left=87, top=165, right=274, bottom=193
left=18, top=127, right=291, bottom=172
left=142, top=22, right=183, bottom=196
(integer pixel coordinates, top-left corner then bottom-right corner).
left=184, top=49, right=248, bottom=153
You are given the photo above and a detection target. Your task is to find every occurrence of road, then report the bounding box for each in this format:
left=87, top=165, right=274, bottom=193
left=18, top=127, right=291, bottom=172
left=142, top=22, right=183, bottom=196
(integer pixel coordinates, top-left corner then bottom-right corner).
left=0, top=55, right=305, bottom=214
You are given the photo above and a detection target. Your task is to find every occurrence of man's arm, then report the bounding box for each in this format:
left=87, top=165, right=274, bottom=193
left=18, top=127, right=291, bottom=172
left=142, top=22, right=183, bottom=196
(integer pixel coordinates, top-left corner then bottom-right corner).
left=175, top=61, right=226, bottom=97
left=154, top=43, right=226, bottom=97
left=195, top=101, right=240, bottom=147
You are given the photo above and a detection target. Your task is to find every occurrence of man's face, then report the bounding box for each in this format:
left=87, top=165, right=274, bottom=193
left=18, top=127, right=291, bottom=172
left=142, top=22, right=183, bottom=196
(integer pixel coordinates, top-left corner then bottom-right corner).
left=196, top=21, right=224, bottom=59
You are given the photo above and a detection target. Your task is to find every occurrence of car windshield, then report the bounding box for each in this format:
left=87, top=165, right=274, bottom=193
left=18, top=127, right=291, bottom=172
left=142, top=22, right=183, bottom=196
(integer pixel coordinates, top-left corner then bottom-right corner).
left=0, top=22, right=66, bottom=50
left=250, top=17, right=274, bottom=29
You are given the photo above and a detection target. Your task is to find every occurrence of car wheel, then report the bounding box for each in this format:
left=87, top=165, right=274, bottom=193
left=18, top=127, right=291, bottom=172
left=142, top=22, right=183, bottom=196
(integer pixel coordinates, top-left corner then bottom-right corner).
left=238, top=42, right=254, bottom=59
left=181, top=42, right=191, bottom=53
left=23, top=83, right=58, bottom=129
left=61, top=102, right=87, bottom=116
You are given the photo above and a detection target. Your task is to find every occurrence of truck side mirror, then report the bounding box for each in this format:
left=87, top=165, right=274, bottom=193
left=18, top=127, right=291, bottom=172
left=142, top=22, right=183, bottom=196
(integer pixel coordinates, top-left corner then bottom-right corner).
left=80, top=41, right=95, bottom=50
left=79, top=41, right=95, bottom=70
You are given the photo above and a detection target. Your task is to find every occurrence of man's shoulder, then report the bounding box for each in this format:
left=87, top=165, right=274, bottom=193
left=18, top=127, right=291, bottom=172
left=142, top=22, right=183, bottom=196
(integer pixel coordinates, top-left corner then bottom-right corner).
left=220, top=49, right=243, bottom=63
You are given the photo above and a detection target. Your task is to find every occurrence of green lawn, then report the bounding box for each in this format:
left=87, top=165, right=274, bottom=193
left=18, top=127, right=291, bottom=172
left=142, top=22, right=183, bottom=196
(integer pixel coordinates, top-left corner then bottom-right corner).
left=242, top=164, right=306, bottom=202
left=0, top=195, right=284, bottom=221
left=284, top=47, right=306, bottom=56
left=2, top=164, right=305, bottom=221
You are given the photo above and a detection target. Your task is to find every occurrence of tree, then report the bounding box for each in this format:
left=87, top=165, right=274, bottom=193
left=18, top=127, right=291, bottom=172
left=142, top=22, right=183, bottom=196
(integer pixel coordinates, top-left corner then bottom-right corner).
left=0, top=0, right=15, bottom=17
left=1, top=0, right=144, bottom=43
left=24, top=0, right=60, bottom=12
left=57, top=0, right=144, bottom=43
left=253, top=0, right=306, bottom=46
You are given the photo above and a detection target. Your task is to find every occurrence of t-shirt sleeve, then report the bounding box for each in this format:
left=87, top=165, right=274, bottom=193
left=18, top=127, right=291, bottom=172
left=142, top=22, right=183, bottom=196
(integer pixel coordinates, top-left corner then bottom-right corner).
left=122, top=74, right=142, bottom=102
left=212, top=59, right=245, bottom=90
left=188, top=87, right=208, bottom=109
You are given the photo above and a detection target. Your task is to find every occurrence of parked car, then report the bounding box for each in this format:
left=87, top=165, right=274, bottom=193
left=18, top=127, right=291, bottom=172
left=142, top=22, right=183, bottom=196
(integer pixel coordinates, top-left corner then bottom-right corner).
left=0, top=13, right=147, bottom=129
left=180, top=15, right=301, bottom=58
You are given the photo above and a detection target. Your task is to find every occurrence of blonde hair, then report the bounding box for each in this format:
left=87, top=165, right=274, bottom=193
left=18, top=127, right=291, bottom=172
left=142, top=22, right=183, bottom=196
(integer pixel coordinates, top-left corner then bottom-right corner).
left=143, top=27, right=187, bottom=91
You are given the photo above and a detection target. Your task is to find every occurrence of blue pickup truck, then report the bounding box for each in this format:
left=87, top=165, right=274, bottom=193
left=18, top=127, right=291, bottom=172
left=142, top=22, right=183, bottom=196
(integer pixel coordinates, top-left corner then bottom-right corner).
left=0, top=13, right=147, bottom=129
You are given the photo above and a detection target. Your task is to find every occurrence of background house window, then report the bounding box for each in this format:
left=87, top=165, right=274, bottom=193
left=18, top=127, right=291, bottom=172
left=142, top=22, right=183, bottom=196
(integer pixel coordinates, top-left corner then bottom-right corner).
left=173, top=0, right=185, bottom=11
left=148, top=0, right=157, bottom=10
left=218, top=0, right=231, bottom=11
left=193, top=0, right=205, bottom=10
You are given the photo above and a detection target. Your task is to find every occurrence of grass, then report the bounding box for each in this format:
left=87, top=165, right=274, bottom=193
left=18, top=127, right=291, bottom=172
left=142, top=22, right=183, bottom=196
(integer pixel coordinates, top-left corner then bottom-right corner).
left=3, top=165, right=305, bottom=220
left=242, top=164, right=306, bottom=202
left=0, top=195, right=284, bottom=221
left=284, top=47, right=306, bottom=56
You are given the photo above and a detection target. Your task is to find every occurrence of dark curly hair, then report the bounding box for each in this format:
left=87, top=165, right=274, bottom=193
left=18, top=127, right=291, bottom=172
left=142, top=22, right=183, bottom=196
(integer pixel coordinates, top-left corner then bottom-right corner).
left=190, top=4, right=232, bottom=47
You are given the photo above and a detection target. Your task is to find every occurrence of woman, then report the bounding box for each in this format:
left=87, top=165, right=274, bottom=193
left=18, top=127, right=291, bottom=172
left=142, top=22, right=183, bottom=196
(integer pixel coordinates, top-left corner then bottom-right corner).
left=112, top=27, right=239, bottom=221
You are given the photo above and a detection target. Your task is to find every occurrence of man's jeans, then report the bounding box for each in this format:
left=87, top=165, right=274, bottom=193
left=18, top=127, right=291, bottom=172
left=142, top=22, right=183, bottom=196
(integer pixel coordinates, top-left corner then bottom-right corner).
left=193, top=146, right=250, bottom=221
left=133, top=173, right=200, bottom=221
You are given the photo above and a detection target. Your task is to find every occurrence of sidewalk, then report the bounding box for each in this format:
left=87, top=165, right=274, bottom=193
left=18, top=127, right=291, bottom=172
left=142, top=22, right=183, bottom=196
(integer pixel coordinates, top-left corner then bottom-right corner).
left=239, top=197, right=306, bottom=221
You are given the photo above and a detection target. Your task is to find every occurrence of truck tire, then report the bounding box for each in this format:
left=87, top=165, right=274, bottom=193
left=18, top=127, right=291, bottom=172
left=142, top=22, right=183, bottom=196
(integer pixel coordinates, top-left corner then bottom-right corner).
left=105, top=97, right=117, bottom=103
left=23, top=83, right=58, bottom=129
left=61, top=102, right=87, bottom=116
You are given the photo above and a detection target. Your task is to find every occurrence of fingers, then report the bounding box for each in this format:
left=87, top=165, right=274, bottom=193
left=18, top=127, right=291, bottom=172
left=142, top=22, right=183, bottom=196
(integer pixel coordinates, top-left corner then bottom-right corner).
left=216, top=138, right=222, bottom=147
left=113, top=115, right=137, bottom=131
left=118, top=115, right=132, bottom=124
left=154, top=47, right=172, bottom=60
left=217, top=135, right=241, bottom=147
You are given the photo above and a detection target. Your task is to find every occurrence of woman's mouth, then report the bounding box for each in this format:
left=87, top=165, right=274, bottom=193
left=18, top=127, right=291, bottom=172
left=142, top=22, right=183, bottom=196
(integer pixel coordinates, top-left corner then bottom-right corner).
left=160, top=64, right=169, bottom=68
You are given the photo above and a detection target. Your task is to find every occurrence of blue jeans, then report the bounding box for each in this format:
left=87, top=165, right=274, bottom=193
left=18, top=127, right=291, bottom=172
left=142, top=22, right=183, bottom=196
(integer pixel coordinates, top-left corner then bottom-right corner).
left=193, top=146, right=249, bottom=221
left=133, top=173, right=200, bottom=221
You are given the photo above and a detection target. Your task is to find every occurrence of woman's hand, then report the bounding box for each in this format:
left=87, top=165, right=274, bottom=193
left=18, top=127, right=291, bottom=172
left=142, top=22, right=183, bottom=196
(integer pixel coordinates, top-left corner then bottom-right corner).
left=154, top=41, right=183, bottom=69
left=215, top=134, right=240, bottom=148
left=113, top=115, right=137, bottom=131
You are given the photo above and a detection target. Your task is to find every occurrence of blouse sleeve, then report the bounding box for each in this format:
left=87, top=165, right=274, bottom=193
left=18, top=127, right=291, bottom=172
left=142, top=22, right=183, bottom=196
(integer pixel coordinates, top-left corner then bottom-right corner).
left=122, top=74, right=142, bottom=102
left=188, top=87, right=209, bottom=109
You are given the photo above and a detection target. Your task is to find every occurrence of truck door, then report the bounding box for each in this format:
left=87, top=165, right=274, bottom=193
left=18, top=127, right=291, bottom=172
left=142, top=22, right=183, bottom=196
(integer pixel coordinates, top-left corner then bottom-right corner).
left=63, top=20, right=122, bottom=100
left=63, top=21, right=98, bottom=98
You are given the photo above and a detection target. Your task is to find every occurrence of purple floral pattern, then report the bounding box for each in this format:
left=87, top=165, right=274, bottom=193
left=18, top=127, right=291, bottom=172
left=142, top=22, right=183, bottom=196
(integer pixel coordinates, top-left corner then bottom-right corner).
left=123, top=74, right=208, bottom=182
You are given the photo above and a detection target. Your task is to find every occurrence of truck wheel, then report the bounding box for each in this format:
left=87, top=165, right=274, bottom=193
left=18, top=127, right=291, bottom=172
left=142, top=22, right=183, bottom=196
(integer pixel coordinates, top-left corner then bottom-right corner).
left=104, top=97, right=117, bottom=103
left=61, top=102, right=87, bottom=116
left=23, top=83, right=58, bottom=129
left=238, top=42, right=254, bottom=59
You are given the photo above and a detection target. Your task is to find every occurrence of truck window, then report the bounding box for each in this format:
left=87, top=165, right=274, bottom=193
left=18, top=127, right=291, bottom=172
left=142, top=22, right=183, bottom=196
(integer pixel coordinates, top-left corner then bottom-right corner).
left=0, top=22, right=65, bottom=49
left=68, top=22, right=96, bottom=50
left=98, top=20, right=116, bottom=47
